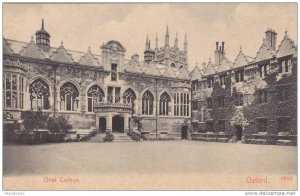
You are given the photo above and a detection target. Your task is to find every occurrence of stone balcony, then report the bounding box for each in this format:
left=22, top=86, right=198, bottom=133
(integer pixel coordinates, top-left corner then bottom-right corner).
left=93, top=102, right=133, bottom=113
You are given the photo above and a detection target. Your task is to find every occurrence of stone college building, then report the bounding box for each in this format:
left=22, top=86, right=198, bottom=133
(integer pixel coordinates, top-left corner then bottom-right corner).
left=3, top=20, right=297, bottom=144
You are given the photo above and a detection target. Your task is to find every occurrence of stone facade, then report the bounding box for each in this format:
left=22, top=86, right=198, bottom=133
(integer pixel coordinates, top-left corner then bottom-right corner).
left=190, top=29, right=297, bottom=144
left=3, top=20, right=297, bottom=144
left=3, top=21, right=191, bottom=138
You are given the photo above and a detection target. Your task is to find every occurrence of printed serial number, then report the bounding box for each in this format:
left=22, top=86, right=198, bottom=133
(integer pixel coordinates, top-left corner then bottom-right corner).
left=280, top=176, right=293, bottom=181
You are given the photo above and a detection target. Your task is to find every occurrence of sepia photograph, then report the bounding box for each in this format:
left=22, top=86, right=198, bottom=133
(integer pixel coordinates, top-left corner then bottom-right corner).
left=2, top=2, right=297, bottom=191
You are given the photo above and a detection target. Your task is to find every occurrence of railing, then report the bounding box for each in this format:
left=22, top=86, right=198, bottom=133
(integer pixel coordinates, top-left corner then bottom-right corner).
left=79, top=130, right=98, bottom=142
left=127, top=131, right=141, bottom=141
left=93, top=102, right=132, bottom=109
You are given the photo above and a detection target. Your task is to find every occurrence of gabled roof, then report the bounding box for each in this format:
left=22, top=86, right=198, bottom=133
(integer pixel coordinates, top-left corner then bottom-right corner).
left=203, top=59, right=216, bottom=76
left=19, top=37, right=45, bottom=59
left=3, top=38, right=14, bottom=55
left=217, top=57, right=233, bottom=72
left=100, top=40, right=126, bottom=52
left=161, top=65, right=176, bottom=78
left=190, top=64, right=202, bottom=80
left=233, top=48, right=254, bottom=69
left=254, top=39, right=274, bottom=62
left=78, top=47, right=100, bottom=66
left=276, top=31, right=297, bottom=58
left=177, top=67, right=190, bottom=79
left=141, top=62, right=161, bottom=76
left=50, top=43, right=74, bottom=63
left=5, top=39, right=102, bottom=64
left=123, top=61, right=143, bottom=73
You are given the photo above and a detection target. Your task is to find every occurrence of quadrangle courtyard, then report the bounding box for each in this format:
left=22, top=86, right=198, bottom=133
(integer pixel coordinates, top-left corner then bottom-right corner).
left=3, top=141, right=297, bottom=190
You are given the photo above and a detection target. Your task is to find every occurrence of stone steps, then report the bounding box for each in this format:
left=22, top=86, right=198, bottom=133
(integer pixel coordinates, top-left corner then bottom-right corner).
left=87, top=133, right=133, bottom=142
left=112, top=133, right=133, bottom=142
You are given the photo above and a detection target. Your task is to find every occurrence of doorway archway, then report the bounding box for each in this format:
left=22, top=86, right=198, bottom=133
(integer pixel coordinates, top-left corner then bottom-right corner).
left=99, top=117, right=106, bottom=133
left=235, top=125, right=243, bottom=141
left=112, top=115, right=124, bottom=133
left=181, top=126, right=188, bottom=139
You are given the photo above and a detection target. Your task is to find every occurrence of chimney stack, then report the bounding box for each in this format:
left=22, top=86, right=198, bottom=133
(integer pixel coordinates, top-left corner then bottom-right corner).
left=222, top=42, right=225, bottom=52
left=265, top=28, right=277, bottom=50
left=214, top=41, right=225, bottom=65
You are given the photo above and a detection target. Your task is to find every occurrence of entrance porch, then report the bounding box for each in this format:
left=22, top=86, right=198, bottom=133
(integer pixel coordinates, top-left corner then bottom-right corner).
left=96, top=113, right=131, bottom=133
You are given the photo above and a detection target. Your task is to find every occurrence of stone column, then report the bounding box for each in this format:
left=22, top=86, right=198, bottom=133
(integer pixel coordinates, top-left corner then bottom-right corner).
left=95, top=115, right=99, bottom=131
left=106, top=113, right=112, bottom=132
left=124, top=114, right=130, bottom=132
left=112, top=87, right=115, bottom=103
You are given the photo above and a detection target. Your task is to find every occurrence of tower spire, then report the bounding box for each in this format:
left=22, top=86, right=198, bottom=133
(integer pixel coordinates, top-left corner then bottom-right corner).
left=145, top=34, right=149, bottom=50
left=174, top=32, right=178, bottom=49
left=41, top=19, right=44, bottom=30
left=165, top=25, right=169, bottom=46
left=184, top=33, right=188, bottom=51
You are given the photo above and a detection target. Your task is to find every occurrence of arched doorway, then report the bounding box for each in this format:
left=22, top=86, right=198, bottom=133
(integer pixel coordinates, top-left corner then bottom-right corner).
left=99, top=117, right=106, bottom=133
left=112, top=115, right=124, bottom=133
left=235, top=125, right=243, bottom=141
left=181, top=126, right=188, bottom=139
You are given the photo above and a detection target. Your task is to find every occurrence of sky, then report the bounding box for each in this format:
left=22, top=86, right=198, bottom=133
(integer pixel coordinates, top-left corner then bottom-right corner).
left=3, top=3, right=297, bottom=71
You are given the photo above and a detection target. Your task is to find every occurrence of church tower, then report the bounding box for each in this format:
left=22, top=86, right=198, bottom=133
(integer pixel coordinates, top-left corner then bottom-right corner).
left=35, top=19, right=51, bottom=52
left=144, top=27, right=188, bottom=69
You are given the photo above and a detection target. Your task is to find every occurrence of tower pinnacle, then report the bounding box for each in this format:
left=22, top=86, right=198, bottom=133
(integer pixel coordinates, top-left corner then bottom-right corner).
left=184, top=33, right=188, bottom=52
left=42, top=19, right=44, bottom=30
left=165, top=25, right=169, bottom=46
left=145, top=34, right=149, bottom=50
left=174, top=32, right=178, bottom=48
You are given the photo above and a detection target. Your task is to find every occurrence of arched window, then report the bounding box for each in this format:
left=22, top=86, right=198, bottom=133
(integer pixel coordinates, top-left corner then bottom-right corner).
left=60, top=82, right=79, bottom=111
left=159, top=92, right=171, bottom=116
left=142, top=90, right=154, bottom=115
left=123, top=88, right=137, bottom=113
left=4, top=74, right=23, bottom=109
left=87, top=85, right=104, bottom=112
left=11, top=75, right=17, bottom=108
left=29, top=79, right=50, bottom=110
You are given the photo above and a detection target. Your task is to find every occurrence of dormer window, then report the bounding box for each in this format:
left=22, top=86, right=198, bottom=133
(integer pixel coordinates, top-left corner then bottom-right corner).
left=235, top=70, right=244, bottom=83
left=111, top=64, right=117, bottom=81
left=192, top=80, right=198, bottom=91
left=207, top=77, right=214, bottom=88
left=219, top=74, right=226, bottom=86
left=280, top=60, right=291, bottom=73
left=260, top=64, right=270, bottom=78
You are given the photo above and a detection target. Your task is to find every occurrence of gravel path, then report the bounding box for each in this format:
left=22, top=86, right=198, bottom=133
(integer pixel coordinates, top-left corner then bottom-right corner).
left=3, top=141, right=297, bottom=176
